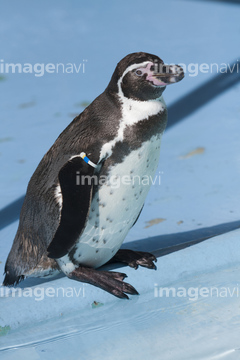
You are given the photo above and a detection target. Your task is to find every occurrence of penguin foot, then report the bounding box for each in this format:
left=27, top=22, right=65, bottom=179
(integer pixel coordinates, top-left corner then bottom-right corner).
left=110, top=249, right=157, bottom=270
left=68, top=266, right=139, bottom=299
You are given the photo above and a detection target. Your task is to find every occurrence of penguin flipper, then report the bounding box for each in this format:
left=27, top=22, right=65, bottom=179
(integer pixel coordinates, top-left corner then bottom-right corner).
left=47, top=157, right=95, bottom=259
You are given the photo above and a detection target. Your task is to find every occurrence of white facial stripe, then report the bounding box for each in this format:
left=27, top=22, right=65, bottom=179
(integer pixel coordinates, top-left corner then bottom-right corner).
left=120, top=61, right=150, bottom=79
left=117, top=61, right=151, bottom=96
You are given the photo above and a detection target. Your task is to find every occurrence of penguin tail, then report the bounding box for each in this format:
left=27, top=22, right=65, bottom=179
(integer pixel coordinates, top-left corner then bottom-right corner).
left=2, top=271, right=24, bottom=287
left=2, top=258, right=25, bottom=286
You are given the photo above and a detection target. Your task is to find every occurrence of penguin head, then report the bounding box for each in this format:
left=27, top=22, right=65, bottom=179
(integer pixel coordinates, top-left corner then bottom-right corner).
left=107, top=52, right=184, bottom=101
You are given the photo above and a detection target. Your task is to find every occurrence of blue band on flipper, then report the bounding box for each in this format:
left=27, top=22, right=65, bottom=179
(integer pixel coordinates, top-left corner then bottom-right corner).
left=80, top=152, right=97, bottom=168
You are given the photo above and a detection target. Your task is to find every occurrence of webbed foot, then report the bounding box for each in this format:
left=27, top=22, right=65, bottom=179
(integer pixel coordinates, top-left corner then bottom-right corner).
left=111, top=249, right=157, bottom=270
left=68, top=266, right=139, bottom=299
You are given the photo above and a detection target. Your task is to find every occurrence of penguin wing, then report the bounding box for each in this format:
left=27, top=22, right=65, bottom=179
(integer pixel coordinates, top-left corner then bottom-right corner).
left=47, top=156, right=95, bottom=259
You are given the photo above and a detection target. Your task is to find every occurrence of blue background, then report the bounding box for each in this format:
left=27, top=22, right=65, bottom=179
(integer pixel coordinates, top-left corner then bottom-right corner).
left=0, top=1, right=240, bottom=358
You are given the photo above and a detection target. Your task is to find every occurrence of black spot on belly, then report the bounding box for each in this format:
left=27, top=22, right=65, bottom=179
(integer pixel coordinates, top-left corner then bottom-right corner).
left=96, top=249, right=99, bottom=253
left=103, top=239, right=107, bottom=244
left=135, top=196, right=139, bottom=201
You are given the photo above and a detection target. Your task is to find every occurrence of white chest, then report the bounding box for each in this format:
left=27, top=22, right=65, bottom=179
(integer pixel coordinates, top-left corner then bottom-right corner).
left=64, top=134, right=162, bottom=269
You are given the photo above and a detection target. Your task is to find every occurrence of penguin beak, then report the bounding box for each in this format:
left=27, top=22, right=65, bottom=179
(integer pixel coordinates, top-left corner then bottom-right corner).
left=151, top=64, right=184, bottom=86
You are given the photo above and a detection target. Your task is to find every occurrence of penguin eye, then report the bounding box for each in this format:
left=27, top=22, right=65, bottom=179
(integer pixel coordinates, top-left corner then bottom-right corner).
left=135, top=69, right=143, bottom=76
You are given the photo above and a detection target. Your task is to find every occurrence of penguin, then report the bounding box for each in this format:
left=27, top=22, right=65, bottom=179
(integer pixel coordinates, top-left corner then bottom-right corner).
left=3, top=52, right=184, bottom=299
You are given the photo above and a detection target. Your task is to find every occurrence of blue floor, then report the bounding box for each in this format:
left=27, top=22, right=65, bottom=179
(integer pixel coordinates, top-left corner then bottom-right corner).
left=0, top=0, right=240, bottom=359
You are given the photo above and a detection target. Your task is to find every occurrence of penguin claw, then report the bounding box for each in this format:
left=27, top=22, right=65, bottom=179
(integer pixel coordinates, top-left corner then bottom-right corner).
left=110, top=249, right=157, bottom=270
left=68, top=266, right=138, bottom=299
left=113, top=283, right=139, bottom=299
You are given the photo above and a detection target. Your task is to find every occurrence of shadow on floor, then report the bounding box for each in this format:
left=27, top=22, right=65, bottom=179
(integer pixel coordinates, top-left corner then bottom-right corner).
left=7, top=220, right=239, bottom=289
